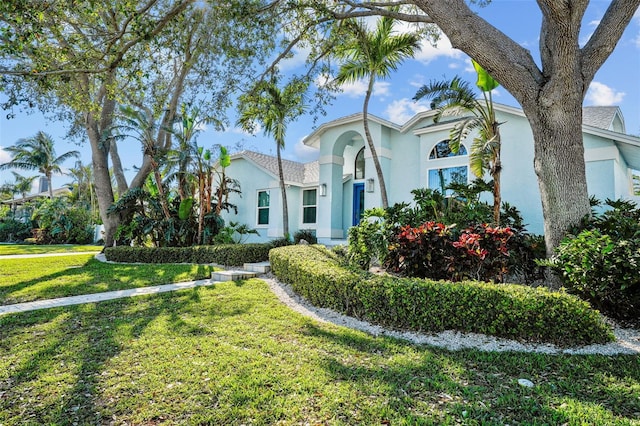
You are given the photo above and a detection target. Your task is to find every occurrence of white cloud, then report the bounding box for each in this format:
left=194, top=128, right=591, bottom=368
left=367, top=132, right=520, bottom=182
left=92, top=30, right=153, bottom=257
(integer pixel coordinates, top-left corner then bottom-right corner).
left=384, top=98, right=431, bottom=124
left=586, top=81, right=625, bottom=106
left=414, top=33, right=464, bottom=64
left=227, top=124, right=262, bottom=136
left=278, top=44, right=313, bottom=72
left=0, top=147, right=11, bottom=164
left=318, top=72, right=391, bottom=99
left=338, top=80, right=390, bottom=98
left=291, top=136, right=319, bottom=163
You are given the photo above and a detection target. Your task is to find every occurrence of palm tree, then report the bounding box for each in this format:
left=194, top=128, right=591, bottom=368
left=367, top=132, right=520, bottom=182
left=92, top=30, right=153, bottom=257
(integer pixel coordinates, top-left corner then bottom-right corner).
left=111, top=105, right=172, bottom=219
left=67, top=162, right=98, bottom=220
left=237, top=75, right=308, bottom=238
left=11, top=172, right=37, bottom=200
left=413, top=61, right=503, bottom=224
left=0, top=131, right=79, bottom=198
left=0, top=173, right=35, bottom=216
left=334, top=13, right=421, bottom=209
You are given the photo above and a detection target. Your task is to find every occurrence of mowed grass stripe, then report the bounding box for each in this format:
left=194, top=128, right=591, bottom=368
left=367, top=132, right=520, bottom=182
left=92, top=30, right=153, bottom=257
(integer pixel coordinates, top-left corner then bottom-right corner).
left=0, top=254, right=212, bottom=305
left=0, top=279, right=638, bottom=425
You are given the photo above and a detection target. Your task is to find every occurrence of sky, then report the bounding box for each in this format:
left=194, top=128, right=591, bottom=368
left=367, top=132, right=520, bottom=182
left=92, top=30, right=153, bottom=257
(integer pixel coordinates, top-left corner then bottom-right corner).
left=1, top=1, right=639, bottom=193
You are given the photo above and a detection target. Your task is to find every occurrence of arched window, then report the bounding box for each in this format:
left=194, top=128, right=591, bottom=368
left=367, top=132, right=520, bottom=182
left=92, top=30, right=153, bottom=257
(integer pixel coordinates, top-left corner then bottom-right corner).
left=354, top=147, right=365, bottom=180
left=427, top=140, right=468, bottom=196
left=429, top=140, right=467, bottom=159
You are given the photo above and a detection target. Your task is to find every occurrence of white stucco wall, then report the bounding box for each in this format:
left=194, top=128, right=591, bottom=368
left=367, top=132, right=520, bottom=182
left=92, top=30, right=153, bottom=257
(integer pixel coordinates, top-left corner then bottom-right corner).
left=225, top=106, right=640, bottom=244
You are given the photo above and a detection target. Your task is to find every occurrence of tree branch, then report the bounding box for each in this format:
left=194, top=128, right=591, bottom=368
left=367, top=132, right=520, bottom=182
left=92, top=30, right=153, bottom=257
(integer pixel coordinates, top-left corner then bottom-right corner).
left=581, top=0, right=640, bottom=84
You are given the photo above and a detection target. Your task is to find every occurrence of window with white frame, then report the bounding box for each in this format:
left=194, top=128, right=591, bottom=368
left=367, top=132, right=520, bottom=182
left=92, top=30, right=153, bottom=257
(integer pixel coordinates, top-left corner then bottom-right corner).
left=257, top=190, right=270, bottom=225
left=302, top=189, right=317, bottom=224
left=427, top=140, right=468, bottom=196
left=354, top=147, right=365, bottom=180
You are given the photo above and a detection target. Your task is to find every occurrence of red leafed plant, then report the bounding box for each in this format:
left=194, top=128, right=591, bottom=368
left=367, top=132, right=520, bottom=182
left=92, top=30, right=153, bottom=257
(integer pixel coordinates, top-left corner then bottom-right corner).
left=387, top=222, right=514, bottom=282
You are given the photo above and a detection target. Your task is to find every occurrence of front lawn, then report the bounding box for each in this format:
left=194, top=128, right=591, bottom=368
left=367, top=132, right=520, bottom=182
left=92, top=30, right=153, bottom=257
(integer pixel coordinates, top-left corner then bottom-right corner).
left=0, top=244, right=103, bottom=256
left=0, top=254, right=212, bottom=305
left=1, top=277, right=638, bottom=425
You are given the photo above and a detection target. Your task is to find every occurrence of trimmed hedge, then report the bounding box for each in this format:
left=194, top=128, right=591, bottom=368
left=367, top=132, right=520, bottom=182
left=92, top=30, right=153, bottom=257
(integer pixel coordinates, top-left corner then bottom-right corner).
left=269, top=245, right=614, bottom=347
left=104, top=243, right=272, bottom=266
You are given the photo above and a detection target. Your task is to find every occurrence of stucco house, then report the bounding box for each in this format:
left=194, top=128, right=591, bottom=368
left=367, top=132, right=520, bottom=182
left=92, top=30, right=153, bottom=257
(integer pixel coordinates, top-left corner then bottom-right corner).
left=220, top=104, right=640, bottom=245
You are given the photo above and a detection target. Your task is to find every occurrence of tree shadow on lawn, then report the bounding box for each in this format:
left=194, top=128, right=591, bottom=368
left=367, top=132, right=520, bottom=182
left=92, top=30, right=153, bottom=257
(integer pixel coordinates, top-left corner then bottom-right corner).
left=0, top=258, right=210, bottom=305
left=302, top=323, right=640, bottom=425
left=0, top=285, right=251, bottom=425
left=1, top=280, right=637, bottom=425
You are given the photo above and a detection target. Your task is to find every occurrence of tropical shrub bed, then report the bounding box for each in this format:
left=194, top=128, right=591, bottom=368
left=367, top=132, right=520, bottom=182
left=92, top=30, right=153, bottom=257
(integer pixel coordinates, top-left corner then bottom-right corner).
left=105, top=243, right=275, bottom=266
left=544, top=199, right=640, bottom=323
left=0, top=218, right=31, bottom=242
left=270, top=244, right=614, bottom=346
left=348, top=186, right=546, bottom=283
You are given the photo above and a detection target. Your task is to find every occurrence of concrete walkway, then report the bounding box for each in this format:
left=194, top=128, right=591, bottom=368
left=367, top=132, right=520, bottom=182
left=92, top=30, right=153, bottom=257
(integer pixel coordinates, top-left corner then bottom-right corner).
left=0, top=251, right=100, bottom=259
left=0, top=278, right=218, bottom=315
left=0, top=252, right=268, bottom=316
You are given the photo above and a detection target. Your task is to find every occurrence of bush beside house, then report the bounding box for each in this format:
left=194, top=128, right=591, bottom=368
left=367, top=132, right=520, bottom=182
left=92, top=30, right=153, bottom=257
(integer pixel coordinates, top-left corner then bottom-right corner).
left=104, top=243, right=276, bottom=266
left=270, top=244, right=614, bottom=347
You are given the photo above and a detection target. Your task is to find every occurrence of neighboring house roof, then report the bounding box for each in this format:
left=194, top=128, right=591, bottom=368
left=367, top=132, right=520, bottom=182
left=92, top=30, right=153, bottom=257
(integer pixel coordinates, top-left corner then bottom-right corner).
left=0, top=187, right=71, bottom=205
left=231, top=150, right=319, bottom=185
left=582, top=106, right=624, bottom=132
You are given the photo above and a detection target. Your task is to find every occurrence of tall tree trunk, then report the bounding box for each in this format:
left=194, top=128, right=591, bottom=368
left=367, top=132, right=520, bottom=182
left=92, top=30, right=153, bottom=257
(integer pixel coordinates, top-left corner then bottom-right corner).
left=276, top=142, right=289, bottom=238
left=363, top=75, right=389, bottom=209
left=85, top=111, right=118, bottom=248
left=109, top=139, right=129, bottom=196
left=492, top=123, right=502, bottom=225
left=492, top=164, right=501, bottom=225
left=525, top=102, right=591, bottom=257
left=46, top=174, right=53, bottom=199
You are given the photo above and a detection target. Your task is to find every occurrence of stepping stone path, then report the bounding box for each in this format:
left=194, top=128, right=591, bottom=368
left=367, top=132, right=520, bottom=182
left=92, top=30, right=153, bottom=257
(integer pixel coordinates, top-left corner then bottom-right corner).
left=210, top=262, right=270, bottom=281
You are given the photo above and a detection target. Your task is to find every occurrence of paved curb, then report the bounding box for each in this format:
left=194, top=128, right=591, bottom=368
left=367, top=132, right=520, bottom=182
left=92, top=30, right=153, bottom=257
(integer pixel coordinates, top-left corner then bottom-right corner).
left=0, top=278, right=218, bottom=316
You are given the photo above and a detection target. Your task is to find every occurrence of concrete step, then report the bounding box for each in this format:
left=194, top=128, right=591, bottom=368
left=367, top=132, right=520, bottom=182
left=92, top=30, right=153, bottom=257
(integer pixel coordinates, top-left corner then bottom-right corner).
left=243, top=261, right=271, bottom=274
left=211, top=270, right=257, bottom=282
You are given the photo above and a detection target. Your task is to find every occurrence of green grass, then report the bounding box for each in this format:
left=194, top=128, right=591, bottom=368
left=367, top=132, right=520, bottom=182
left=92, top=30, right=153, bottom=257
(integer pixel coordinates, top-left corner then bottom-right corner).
left=0, top=254, right=212, bottom=304
left=0, top=244, right=103, bottom=255
left=0, top=276, right=638, bottom=425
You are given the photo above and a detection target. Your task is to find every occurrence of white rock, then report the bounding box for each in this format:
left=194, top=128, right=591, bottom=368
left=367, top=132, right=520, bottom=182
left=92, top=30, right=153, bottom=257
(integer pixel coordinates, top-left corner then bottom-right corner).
left=518, top=378, right=534, bottom=388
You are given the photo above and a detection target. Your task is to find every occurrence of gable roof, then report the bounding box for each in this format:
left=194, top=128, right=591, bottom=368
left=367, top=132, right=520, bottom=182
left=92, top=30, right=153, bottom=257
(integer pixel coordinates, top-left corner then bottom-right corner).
left=230, top=150, right=319, bottom=185
left=582, top=106, right=624, bottom=132
left=303, top=113, right=400, bottom=148
left=304, top=104, right=632, bottom=146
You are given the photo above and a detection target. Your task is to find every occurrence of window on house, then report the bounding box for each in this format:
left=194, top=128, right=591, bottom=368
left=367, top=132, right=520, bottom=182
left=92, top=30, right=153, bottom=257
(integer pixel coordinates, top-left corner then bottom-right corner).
left=355, top=147, right=365, bottom=179
left=257, top=190, right=269, bottom=225
left=302, top=189, right=317, bottom=224
left=428, top=166, right=468, bottom=196
left=428, top=140, right=468, bottom=196
left=429, top=140, right=467, bottom=159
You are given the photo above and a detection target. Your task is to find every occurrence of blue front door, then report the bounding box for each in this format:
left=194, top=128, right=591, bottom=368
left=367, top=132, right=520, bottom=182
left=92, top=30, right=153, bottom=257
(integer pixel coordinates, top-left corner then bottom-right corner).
left=352, top=182, right=365, bottom=226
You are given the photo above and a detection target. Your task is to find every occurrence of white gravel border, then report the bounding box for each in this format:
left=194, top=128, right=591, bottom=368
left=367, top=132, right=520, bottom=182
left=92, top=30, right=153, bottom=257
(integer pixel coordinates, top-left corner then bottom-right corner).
left=261, top=276, right=640, bottom=355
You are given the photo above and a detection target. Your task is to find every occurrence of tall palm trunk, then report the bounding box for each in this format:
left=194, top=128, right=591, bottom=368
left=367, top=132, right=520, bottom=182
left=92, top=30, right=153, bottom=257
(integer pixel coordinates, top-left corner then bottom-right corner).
left=492, top=121, right=502, bottom=225
left=46, top=174, right=53, bottom=199
left=363, top=75, right=389, bottom=209
left=276, top=142, right=289, bottom=238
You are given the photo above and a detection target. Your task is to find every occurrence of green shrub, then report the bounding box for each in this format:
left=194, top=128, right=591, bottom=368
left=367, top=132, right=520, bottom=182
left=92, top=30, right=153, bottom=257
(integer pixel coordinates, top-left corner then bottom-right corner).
left=347, top=187, right=545, bottom=282
left=31, top=198, right=93, bottom=244
left=545, top=199, right=640, bottom=323
left=544, top=229, right=640, bottom=322
left=0, top=218, right=32, bottom=242
left=293, top=229, right=317, bottom=244
left=105, top=243, right=273, bottom=266
left=347, top=208, right=388, bottom=268
left=270, top=245, right=614, bottom=346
